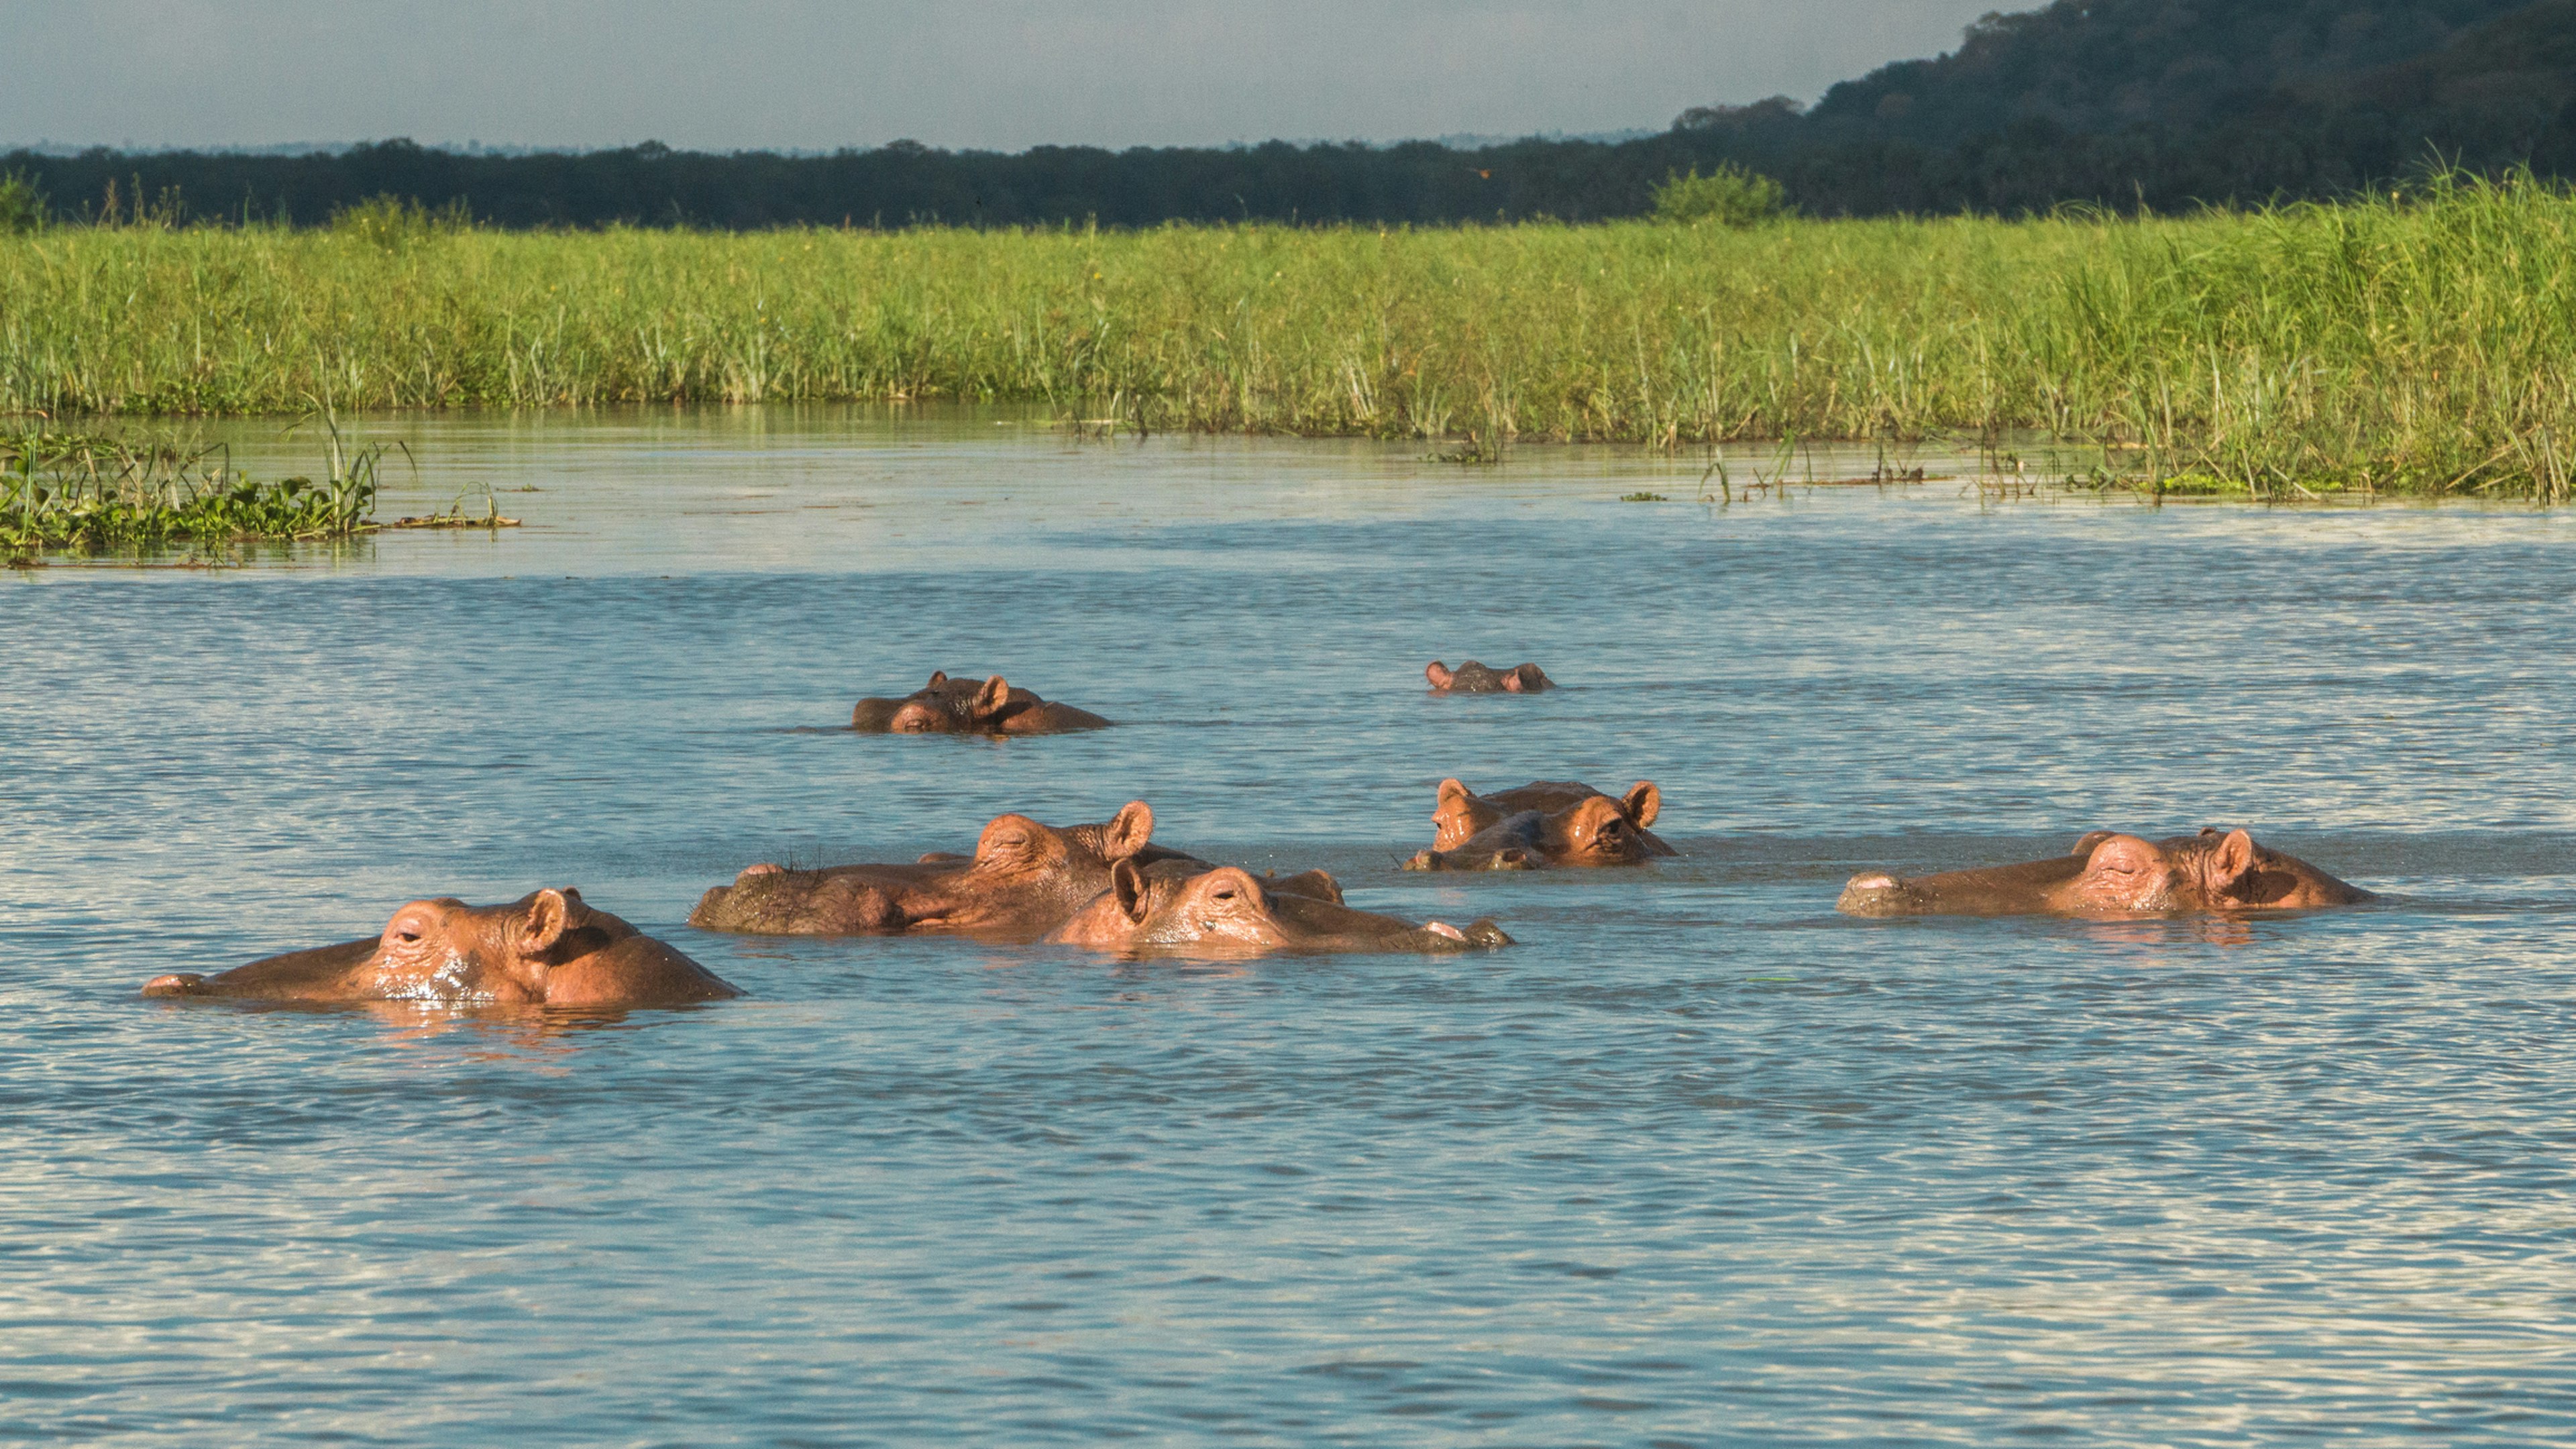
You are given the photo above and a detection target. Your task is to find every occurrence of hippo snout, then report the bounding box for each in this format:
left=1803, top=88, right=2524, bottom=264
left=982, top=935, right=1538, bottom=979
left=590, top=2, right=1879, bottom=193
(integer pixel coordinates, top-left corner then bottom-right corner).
left=1836, top=871, right=1918, bottom=917
left=142, top=973, right=209, bottom=997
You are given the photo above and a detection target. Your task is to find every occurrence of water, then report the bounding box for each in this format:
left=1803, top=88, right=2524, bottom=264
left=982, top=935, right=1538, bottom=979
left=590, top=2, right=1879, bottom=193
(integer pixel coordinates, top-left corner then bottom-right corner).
left=7, top=409, right=2575, bottom=1446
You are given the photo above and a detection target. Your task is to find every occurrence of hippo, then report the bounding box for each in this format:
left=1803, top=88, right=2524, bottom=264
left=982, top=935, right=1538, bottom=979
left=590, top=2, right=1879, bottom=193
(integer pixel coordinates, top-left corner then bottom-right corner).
left=1837, top=828, right=2375, bottom=917
left=1403, top=778, right=1675, bottom=870
left=142, top=889, right=740, bottom=1008
left=688, top=801, right=1174, bottom=939
left=851, top=671, right=1111, bottom=735
left=1426, top=660, right=1553, bottom=694
left=1049, top=860, right=1513, bottom=955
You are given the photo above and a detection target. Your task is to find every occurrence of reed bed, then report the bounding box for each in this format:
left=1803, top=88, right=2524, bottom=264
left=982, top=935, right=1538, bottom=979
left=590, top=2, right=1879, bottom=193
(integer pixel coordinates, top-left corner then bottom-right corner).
left=4, top=174, right=2573, bottom=496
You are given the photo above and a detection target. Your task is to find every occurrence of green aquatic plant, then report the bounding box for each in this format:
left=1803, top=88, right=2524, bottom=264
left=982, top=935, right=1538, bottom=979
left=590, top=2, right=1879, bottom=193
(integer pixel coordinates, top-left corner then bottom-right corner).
left=3, top=170, right=2576, bottom=496
left=0, top=429, right=381, bottom=551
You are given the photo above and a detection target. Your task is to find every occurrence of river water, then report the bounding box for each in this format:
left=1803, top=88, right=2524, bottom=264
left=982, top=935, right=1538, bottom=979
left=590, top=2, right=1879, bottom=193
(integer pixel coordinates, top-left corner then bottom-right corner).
left=6, top=409, right=2574, bottom=1446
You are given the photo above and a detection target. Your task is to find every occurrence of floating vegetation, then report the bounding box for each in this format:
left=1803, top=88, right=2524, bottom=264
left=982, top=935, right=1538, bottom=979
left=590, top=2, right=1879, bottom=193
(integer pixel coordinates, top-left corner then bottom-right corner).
left=383, top=490, right=519, bottom=529
left=0, top=427, right=383, bottom=552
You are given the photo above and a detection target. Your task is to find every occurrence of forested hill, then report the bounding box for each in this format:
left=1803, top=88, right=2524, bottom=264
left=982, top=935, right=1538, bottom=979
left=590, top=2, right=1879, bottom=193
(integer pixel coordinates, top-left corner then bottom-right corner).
left=1680, top=0, right=2576, bottom=213
left=9, top=0, right=2576, bottom=226
left=1794, top=0, right=2542, bottom=148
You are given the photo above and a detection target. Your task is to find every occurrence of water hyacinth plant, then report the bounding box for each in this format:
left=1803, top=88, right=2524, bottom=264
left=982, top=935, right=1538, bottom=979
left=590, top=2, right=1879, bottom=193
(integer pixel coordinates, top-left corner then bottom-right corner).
left=0, top=429, right=381, bottom=551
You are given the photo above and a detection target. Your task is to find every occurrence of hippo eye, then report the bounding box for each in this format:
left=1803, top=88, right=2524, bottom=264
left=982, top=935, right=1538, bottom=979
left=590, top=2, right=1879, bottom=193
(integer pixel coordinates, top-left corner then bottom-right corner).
left=1211, top=886, right=1238, bottom=901
left=393, top=927, right=423, bottom=944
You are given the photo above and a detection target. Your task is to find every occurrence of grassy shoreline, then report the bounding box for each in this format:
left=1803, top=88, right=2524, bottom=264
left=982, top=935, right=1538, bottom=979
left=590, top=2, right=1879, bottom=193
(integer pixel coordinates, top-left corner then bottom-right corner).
left=5, top=176, right=2575, bottom=498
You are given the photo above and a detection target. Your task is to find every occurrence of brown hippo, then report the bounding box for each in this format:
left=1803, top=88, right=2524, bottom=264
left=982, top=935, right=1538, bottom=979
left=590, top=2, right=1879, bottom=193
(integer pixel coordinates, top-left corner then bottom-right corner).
left=1049, top=861, right=1513, bottom=955
left=1403, top=778, right=1675, bottom=870
left=851, top=671, right=1111, bottom=735
left=1426, top=660, right=1553, bottom=694
left=1837, top=828, right=2375, bottom=917
left=688, top=802, right=1171, bottom=939
left=142, top=890, right=740, bottom=1008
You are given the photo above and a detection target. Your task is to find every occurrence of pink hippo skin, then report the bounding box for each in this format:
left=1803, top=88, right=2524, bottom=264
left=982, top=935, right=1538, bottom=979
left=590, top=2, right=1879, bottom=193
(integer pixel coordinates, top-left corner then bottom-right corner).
left=688, top=802, right=1179, bottom=939
left=1403, top=778, right=1675, bottom=871
left=141, top=890, right=740, bottom=1008
left=1425, top=660, right=1553, bottom=694
left=851, top=671, right=1112, bottom=735
left=1837, top=828, right=2375, bottom=917
left=1049, top=861, right=1513, bottom=955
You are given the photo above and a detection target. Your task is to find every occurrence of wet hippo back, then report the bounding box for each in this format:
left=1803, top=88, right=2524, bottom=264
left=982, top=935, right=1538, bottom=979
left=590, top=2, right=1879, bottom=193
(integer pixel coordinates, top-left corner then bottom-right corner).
left=1426, top=660, right=1552, bottom=694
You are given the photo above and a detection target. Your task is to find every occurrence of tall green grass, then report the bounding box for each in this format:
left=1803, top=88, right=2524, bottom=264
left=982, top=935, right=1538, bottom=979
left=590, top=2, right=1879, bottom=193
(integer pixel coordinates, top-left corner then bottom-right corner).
left=4, top=173, right=2573, bottom=496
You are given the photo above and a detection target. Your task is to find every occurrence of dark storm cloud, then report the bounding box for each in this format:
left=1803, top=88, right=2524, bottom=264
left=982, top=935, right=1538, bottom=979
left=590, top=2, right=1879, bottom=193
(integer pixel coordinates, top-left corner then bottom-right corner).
left=0, top=1, right=2002, bottom=150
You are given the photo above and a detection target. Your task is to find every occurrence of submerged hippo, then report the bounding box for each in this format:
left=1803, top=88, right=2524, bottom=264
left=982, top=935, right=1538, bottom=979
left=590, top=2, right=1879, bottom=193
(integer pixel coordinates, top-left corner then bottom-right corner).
left=1426, top=660, right=1553, bottom=694
left=1404, top=778, right=1675, bottom=870
left=1050, top=861, right=1513, bottom=955
left=1837, top=828, right=2374, bottom=917
left=142, top=889, right=740, bottom=1008
left=851, top=671, right=1111, bottom=735
left=689, top=801, right=1174, bottom=938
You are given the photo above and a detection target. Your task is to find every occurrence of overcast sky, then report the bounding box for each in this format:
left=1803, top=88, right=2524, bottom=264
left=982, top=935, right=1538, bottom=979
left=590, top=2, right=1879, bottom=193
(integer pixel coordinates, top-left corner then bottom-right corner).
left=1, top=1, right=2005, bottom=152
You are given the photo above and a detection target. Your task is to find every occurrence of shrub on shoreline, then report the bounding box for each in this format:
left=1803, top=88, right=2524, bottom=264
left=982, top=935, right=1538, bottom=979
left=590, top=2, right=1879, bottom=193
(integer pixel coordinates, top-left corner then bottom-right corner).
left=1652, top=165, right=1787, bottom=227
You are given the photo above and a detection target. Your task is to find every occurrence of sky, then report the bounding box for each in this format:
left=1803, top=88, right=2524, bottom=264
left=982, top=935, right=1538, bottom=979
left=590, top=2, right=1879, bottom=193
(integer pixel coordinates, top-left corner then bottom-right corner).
left=0, top=1, right=2006, bottom=153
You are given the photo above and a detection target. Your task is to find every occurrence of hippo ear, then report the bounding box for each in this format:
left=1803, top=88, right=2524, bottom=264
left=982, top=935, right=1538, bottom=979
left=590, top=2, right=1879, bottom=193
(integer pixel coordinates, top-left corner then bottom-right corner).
left=971, top=674, right=1014, bottom=721
left=1620, top=781, right=1662, bottom=828
left=1100, top=800, right=1155, bottom=860
left=519, top=888, right=586, bottom=955
left=926, top=669, right=949, bottom=687
left=1112, top=859, right=1151, bottom=923
left=1426, top=661, right=1456, bottom=690
left=2210, top=829, right=2260, bottom=892
left=1436, top=778, right=1472, bottom=813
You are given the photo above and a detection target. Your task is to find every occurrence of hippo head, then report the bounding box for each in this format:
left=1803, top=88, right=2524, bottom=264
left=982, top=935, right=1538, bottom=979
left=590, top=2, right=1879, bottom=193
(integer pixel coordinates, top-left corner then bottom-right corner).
left=1426, top=660, right=1553, bottom=694
left=886, top=672, right=1035, bottom=733
left=143, top=890, right=735, bottom=1006
left=1417, top=777, right=1666, bottom=869
left=1838, top=828, right=2373, bottom=917
left=1055, top=861, right=1511, bottom=955
left=356, top=890, right=611, bottom=1000
left=851, top=671, right=1112, bottom=735
left=903, top=800, right=1157, bottom=934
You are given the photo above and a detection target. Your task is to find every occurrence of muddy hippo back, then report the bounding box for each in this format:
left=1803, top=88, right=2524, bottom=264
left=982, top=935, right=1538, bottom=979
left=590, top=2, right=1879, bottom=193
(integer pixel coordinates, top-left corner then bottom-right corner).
left=692, top=802, right=1164, bottom=941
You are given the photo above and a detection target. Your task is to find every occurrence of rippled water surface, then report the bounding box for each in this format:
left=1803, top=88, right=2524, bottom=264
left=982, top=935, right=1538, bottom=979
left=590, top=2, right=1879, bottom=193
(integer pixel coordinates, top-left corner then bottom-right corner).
left=8, top=409, right=2576, bottom=1446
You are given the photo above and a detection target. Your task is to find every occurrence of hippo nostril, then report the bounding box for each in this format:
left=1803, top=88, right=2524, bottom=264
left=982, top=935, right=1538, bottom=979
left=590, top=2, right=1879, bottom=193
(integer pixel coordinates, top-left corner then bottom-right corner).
left=1847, top=873, right=1897, bottom=892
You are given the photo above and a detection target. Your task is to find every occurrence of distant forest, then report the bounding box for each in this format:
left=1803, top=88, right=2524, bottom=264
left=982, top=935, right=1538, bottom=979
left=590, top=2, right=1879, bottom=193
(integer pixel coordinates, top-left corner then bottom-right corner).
left=12, top=0, right=2576, bottom=225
